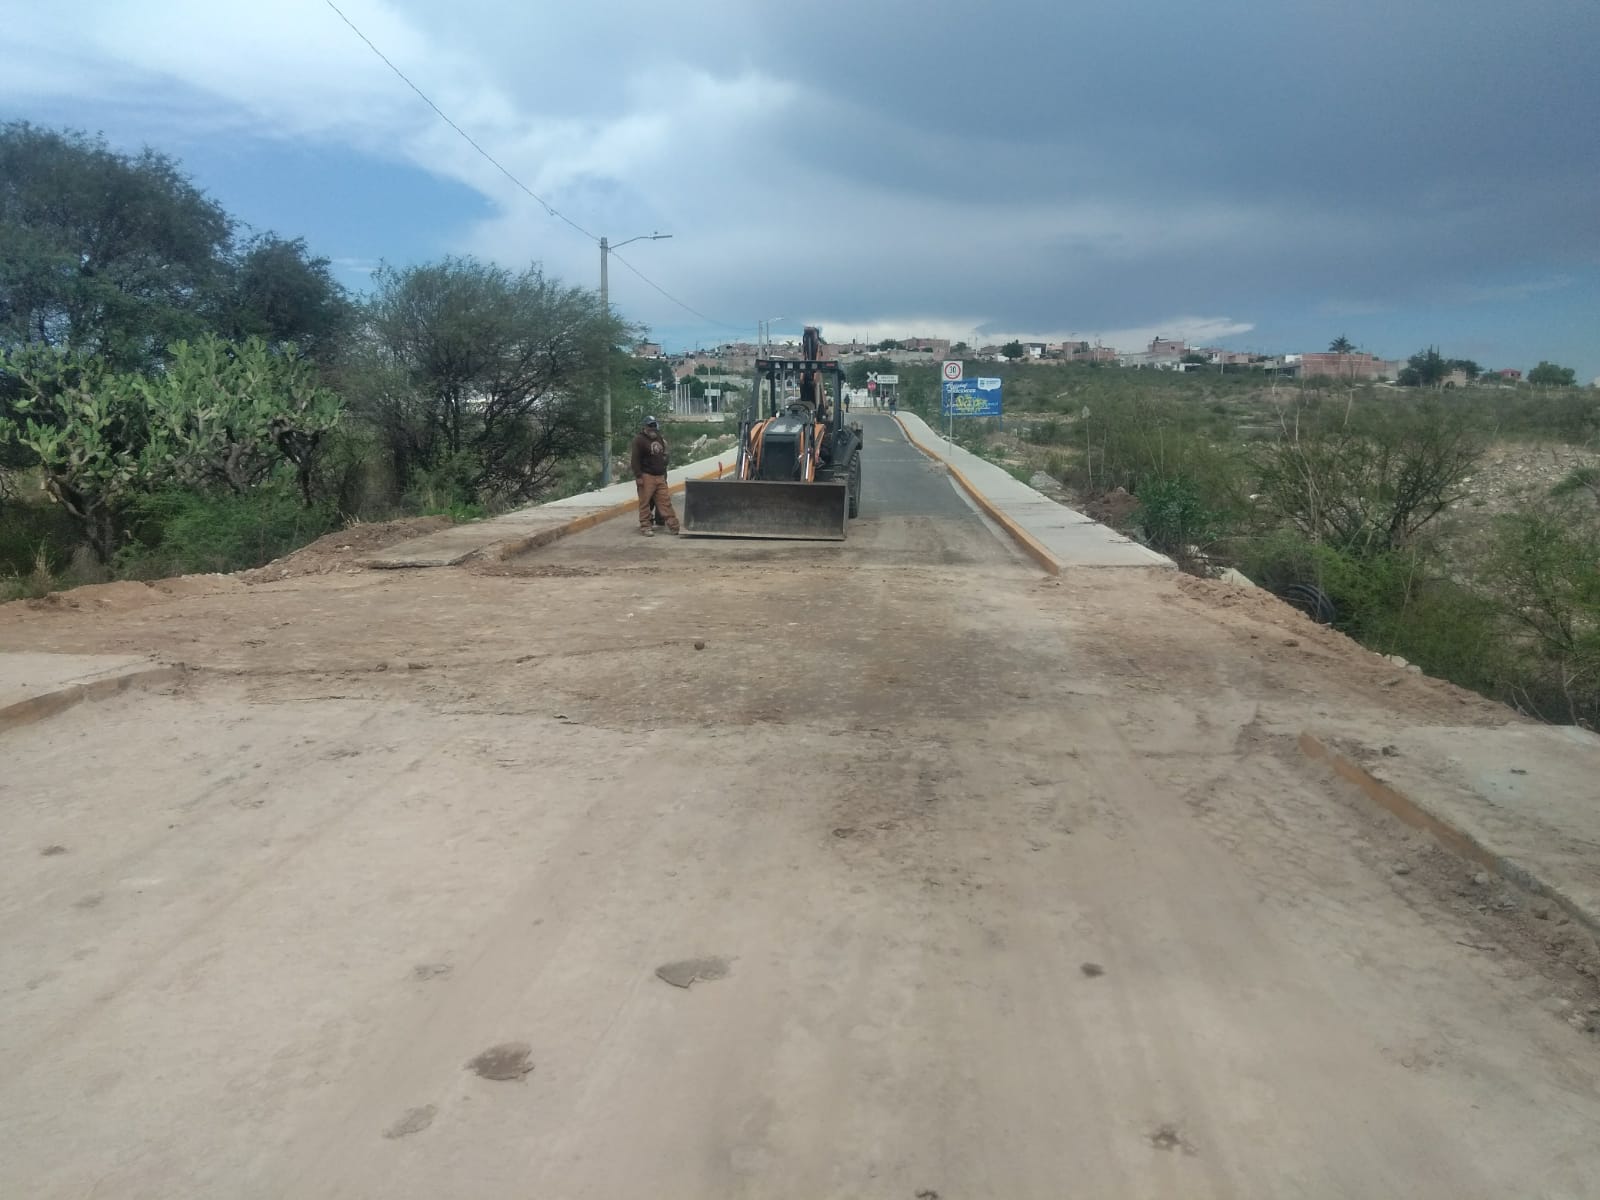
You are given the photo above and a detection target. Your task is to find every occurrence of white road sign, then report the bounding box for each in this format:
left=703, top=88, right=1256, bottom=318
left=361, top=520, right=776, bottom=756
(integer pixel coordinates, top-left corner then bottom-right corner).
left=942, top=360, right=964, bottom=382
left=875, top=374, right=900, bottom=384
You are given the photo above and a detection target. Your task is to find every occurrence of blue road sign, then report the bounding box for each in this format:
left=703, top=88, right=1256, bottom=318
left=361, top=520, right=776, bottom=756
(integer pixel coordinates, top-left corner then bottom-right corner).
left=941, top=377, right=1003, bottom=417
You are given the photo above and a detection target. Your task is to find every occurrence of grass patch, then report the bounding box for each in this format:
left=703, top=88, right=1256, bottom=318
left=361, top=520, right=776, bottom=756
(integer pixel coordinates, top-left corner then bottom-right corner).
left=115, top=486, right=340, bottom=578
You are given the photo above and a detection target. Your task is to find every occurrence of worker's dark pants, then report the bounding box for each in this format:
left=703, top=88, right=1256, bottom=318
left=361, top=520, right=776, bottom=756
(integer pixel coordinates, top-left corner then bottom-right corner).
left=636, top=474, right=679, bottom=531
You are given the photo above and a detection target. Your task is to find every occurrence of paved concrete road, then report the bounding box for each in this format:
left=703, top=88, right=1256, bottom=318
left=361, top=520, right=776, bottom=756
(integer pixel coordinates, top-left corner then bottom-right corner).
left=852, top=411, right=996, bottom=520
left=2, top=418, right=1599, bottom=1199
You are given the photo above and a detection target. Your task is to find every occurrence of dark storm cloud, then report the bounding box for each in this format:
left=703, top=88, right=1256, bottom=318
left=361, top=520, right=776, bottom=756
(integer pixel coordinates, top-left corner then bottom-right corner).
left=8, top=0, right=1595, bottom=365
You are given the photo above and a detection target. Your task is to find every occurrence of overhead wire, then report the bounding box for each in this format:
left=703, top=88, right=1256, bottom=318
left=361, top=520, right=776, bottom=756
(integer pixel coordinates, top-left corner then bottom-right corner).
left=322, top=0, right=743, bottom=334
left=323, top=0, right=595, bottom=243
left=609, top=251, right=745, bottom=332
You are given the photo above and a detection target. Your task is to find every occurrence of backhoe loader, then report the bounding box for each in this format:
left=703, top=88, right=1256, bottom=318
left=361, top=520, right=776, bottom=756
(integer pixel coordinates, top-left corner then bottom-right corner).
left=682, top=326, right=862, bottom=539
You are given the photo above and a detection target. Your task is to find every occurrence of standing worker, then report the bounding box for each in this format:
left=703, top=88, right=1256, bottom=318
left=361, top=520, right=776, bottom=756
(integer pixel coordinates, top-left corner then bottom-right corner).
left=630, top=415, right=680, bottom=537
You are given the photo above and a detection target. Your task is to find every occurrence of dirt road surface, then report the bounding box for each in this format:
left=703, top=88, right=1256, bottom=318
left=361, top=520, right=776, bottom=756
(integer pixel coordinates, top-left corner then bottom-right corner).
left=3, top=414, right=1598, bottom=1198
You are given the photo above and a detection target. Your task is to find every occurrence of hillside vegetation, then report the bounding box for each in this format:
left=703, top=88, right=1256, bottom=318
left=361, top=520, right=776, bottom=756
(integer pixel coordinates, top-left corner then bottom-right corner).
left=1, top=122, right=666, bottom=595
left=896, top=361, right=1600, bottom=728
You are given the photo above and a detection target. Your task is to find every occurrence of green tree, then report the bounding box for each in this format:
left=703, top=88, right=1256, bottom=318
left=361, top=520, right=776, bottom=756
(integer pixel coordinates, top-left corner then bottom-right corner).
left=1529, top=361, right=1577, bottom=387
left=221, top=235, right=351, bottom=362
left=1, top=337, right=343, bottom=559
left=1329, top=335, right=1355, bottom=354
left=1482, top=501, right=1600, bottom=724
left=0, top=348, right=162, bottom=560
left=360, top=257, right=626, bottom=503
left=1254, top=398, right=1484, bottom=554
left=0, top=122, right=233, bottom=371
left=1397, top=347, right=1448, bottom=388
left=874, top=338, right=900, bottom=351
left=951, top=341, right=970, bottom=355
left=1001, top=340, right=1025, bottom=360
left=142, top=335, right=342, bottom=503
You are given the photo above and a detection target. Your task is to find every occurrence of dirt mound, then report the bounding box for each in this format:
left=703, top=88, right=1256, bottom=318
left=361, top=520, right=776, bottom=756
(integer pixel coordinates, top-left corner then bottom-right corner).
left=241, top=517, right=454, bottom=583
left=1076, top=486, right=1139, bottom=529
left=35, top=581, right=160, bottom=611
left=0, top=573, right=247, bottom=620
left=151, top=574, right=246, bottom=599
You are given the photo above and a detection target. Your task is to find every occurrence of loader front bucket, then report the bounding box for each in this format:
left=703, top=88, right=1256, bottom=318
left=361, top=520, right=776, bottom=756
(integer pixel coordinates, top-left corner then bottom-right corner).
left=682, top=479, right=848, bottom=540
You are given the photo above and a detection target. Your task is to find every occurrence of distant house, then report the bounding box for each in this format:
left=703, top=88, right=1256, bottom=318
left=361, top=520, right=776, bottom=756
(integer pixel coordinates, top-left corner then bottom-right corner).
left=1497, top=368, right=1523, bottom=381
left=1120, top=337, right=1189, bottom=369
left=1297, top=351, right=1397, bottom=381
left=1201, top=349, right=1257, bottom=367
left=634, top=341, right=664, bottom=359
left=1059, top=342, right=1116, bottom=364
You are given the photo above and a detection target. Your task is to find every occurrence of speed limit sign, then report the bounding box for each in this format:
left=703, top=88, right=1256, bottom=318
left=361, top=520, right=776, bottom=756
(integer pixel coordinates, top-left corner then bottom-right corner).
left=942, top=359, right=963, bottom=382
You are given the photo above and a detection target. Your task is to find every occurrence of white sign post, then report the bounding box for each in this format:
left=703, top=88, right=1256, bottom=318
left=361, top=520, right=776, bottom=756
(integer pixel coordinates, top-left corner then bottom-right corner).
left=941, top=360, right=963, bottom=439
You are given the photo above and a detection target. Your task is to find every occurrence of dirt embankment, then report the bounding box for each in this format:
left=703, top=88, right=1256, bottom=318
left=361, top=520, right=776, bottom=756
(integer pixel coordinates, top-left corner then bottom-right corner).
left=238, top=517, right=454, bottom=582
left=1, top=516, right=455, bottom=619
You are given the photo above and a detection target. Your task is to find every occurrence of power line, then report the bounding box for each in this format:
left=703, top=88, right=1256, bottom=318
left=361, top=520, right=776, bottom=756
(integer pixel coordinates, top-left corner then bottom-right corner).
left=324, top=0, right=743, bottom=334
left=323, top=0, right=596, bottom=244
left=609, top=251, right=743, bottom=332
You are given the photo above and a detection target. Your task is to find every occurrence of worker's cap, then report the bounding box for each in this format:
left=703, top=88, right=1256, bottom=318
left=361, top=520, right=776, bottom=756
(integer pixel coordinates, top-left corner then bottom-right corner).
left=643, top=415, right=659, bottom=427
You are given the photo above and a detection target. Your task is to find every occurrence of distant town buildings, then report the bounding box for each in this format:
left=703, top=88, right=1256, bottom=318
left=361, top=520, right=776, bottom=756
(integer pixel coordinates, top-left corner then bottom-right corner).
left=641, top=330, right=1572, bottom=390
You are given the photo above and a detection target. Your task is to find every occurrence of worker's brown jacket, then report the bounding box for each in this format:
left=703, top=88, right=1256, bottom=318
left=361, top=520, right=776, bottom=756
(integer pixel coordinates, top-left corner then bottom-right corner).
left=630, top=429, right=669, bottom=477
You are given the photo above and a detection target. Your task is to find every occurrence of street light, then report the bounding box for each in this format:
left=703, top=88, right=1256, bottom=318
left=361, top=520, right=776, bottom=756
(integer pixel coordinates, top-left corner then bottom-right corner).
left=600, top=231, right=671, bottom=487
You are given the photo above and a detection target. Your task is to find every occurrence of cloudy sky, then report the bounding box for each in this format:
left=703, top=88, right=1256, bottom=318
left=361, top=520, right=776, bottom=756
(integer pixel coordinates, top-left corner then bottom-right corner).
left=4, top=0, right=1597, bottom=375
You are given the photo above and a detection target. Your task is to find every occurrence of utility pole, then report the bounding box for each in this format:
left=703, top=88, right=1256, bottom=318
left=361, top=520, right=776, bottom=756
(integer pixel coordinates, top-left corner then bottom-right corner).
left=599, top=232, right=671, bottom=487
left=600, top=237, right=610, bottom=485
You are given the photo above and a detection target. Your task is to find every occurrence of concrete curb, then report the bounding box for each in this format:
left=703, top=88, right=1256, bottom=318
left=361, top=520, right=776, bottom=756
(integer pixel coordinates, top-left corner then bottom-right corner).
left=363, top=457, right=737, bottom=568
left=891, top=415, right=1062, bottom=576
left=0, top=665, right=185, bottom=736
left=470, top=462, right=735, bottom=564
left=1299, top=732, right=1600, bottom=941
